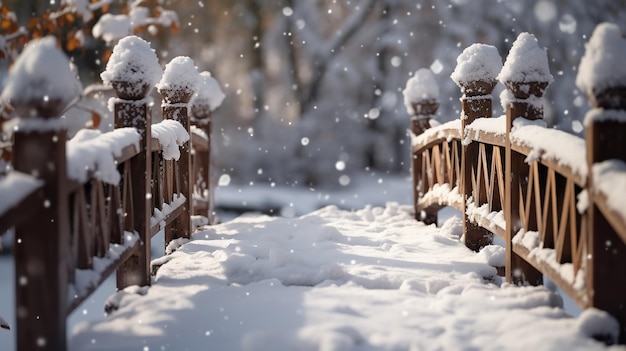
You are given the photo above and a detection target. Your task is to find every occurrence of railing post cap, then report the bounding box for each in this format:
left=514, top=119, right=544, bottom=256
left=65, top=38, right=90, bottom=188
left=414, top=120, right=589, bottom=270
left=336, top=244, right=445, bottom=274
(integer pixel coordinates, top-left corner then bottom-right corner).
left=190, top=71, right=225, bottom=121
left=157, top=56, right=200, bottom=104
left=403, top=68, right=439, bottom=117
left=101, top=36, right=163, bottom=101
left=498, top=32, right=553, bottom=99
left=451, top=43, right=502, bottom=96
left=1, top=36, right=80, bottom=118
left=576, top=22, right=626, bottom=110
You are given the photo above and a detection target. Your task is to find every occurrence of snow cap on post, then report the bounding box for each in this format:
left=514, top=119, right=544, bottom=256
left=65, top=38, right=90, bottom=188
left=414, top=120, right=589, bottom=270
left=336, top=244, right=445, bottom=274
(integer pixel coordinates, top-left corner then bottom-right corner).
left=576, top=22, right=626, bottom=111
left=497, top=32, right=553, bottom=99
left=1, top=36, right=81, bottom=118
left=157, top=56, right=200, bottom=104
left=403, top=68, right=439, bottom=116
left=101, top=35, right=163, bottom=100
left=190, top=71, right=225, bottom=121
left=451, top=43, right=502, bottom=96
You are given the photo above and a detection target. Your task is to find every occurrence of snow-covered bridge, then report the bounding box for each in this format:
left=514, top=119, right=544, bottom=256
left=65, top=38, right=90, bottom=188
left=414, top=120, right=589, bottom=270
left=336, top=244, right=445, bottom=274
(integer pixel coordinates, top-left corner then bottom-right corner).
left=0, top=21, right=625, bottom=351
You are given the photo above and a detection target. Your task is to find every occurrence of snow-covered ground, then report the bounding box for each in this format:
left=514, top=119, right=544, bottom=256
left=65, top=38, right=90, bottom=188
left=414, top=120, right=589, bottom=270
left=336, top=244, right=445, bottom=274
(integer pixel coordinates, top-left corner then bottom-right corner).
left=68, top=202, right=622, bottom=351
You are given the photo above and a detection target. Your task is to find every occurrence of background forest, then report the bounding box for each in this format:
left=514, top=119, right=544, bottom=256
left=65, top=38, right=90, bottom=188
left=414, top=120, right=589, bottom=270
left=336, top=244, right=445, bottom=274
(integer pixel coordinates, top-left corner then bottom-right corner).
left=2, top=0, right=625, bottom=188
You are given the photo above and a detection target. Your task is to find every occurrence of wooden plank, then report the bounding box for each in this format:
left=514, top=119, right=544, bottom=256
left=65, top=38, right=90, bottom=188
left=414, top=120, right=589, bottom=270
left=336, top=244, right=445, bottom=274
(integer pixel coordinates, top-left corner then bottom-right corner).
left=412, top=129, right=461, bottom=153
left=512, top=242, right=588, bottom=308
left=151, top=201, right=186, bottom=237
left=191, top=132, right=209, bottom=152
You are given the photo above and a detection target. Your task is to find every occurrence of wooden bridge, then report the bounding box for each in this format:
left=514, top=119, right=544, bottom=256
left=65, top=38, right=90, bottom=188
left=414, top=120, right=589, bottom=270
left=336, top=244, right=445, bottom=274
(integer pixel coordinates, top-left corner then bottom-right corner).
left=0, top=24, right=625, bottom=350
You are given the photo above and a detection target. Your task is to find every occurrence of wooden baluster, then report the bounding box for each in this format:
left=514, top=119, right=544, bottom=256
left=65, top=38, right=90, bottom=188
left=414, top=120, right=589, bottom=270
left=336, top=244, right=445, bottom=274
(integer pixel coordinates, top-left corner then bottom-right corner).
left=109, top=79, right=154, bottom=290
left=158, top=57, right=198, bottom=244
left=8, top=39, right=73, bottom=351
left=580, top=23, right=626, bottom=343
left=500, top=33, right=551, bottom=286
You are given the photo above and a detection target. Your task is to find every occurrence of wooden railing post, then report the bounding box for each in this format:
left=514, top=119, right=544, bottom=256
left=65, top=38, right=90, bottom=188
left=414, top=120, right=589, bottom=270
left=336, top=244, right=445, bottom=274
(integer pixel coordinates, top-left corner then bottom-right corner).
left=190, top=71, right=222, bottom=224
left=579, top=23, right=626, bottom=343
left=5, top=38, right=77, bottom=351
left=452, top=44, right=501, bottom=252
left=101, top=36, right=162, bottom=289
left=158, top=56, right=199, bottom=244
left=404, top=69, right=439, bottom=224
left=499, top=33, right=552, bottom=285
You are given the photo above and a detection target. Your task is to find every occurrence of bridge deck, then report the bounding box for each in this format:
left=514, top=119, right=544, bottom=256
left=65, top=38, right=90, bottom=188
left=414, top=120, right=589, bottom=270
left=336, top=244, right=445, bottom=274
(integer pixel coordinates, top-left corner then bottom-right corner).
left=68, top=203, right=619, bottom=351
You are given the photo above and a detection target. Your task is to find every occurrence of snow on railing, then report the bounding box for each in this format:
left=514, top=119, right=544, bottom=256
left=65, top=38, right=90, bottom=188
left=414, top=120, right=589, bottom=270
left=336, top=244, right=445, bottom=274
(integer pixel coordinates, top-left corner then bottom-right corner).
left=0, top=34, right=224, bottom=350
left=408, top=23, right=626, bottom=343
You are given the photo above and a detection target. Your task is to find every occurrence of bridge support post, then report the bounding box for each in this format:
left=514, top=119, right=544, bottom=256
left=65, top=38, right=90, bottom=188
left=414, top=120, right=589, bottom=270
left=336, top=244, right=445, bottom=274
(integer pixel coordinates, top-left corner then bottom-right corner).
left=405, top=69, right=440, bottom=224
left=500, top=33, right=553, bottom=286
left=5, top=39, right=77, bottom=351
left=189, top=71, right=225, bottom=225
left=112, top=82, right=153, bottom=289
left=459, top=80, right=496, bottom=252
left=585, top=88, right=626, bottom=344
left=13, top=113, right=69, bottom=351
left=503, top=84, right=547, bottom=286
left=158, top=57, right=198, bottom=245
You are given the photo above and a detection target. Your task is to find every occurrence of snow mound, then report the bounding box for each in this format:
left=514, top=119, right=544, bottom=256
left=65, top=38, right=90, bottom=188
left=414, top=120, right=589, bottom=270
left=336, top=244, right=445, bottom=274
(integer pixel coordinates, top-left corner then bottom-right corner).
left=576, top=22, right=626, bottom=100
left=451, top=43, right=502, bottom=87
left=151, top=119, right=190, bottom=160
left=67, top=128, right=141, bottom=184
left=101, top=36, right=162, bottom=97
left=1, top=36, right=81, bottom=117
left=498, top=32, right=553, bottom=85
left=403, top=68, right=439, bottom=114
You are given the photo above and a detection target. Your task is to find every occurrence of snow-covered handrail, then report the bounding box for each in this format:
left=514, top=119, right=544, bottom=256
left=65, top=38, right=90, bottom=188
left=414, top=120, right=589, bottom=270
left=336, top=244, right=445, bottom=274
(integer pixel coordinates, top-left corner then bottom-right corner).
left=409, top=26, right=626, bottom=343
left=0, top=35, right=222, bottom=350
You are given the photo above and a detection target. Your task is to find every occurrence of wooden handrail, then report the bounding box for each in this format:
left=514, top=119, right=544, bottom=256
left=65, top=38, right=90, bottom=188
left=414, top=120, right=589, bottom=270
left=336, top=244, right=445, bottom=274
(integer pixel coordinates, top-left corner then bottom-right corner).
left=0, top=37, right=218, bottom=351
left=410, top=30, right=626, bottom=343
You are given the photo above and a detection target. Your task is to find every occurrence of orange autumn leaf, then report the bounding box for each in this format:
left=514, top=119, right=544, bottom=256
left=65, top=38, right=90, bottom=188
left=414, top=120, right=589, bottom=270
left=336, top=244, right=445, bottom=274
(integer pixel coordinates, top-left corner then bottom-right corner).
left=66, top=36, right=81, bottom=51
left=90, top=112, right=101, bottom=129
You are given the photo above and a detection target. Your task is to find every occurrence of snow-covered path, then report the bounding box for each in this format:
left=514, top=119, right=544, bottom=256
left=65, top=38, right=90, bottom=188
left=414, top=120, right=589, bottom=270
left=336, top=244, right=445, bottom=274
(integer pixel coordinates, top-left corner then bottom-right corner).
left=69, top=203, right=622, bottom=351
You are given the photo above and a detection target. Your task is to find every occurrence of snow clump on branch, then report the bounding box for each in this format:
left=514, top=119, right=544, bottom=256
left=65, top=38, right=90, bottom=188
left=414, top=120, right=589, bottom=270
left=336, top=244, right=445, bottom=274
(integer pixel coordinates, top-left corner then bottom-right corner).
left=101, top=35, right=162, bottom=99
left=402, top=68, right=439, bottom=115
left=497, top=32, right=553, bottom=85
left=451, top=43, right=502, bottom=89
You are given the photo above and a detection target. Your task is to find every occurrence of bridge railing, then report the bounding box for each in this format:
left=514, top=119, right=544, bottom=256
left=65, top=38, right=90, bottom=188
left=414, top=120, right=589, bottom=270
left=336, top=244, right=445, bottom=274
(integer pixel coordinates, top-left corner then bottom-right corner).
left=409, top=24, right=626, bottom=342
left=0, top=36, right=217, bottom=350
